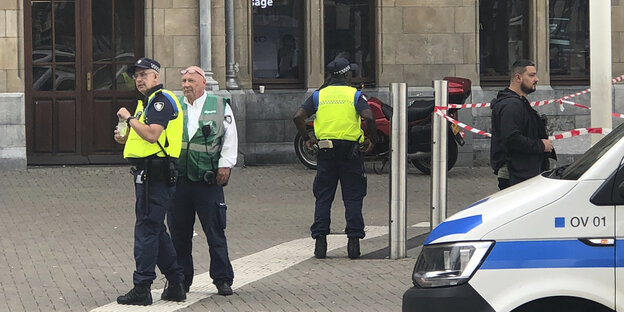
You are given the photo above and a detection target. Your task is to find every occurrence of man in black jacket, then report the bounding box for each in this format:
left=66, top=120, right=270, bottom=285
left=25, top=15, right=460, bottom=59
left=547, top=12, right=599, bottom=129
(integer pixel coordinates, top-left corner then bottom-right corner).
left=490, top=59, right=554, bottom=190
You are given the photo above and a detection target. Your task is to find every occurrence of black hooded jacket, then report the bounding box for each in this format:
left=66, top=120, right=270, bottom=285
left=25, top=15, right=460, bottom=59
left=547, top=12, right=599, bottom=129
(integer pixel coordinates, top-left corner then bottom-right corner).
left=490, top=88, right=549, bottom=182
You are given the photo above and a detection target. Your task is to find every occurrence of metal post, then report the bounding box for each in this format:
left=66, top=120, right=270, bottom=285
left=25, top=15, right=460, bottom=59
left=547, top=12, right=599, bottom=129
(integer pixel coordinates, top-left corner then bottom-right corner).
left=225, top=0, right=240, bottom=90
left=390, top=83, right=407, bottom=259
left=589, top=0, right=612, bottom=145
left=431, top=80, right=448, bottom=229
left=200, top=0, right=219, bottom=91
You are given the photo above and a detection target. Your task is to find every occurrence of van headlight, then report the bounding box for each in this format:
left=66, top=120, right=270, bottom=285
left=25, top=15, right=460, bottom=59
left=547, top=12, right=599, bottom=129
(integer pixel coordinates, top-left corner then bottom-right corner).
left=412, top=241, right=494, bottom=288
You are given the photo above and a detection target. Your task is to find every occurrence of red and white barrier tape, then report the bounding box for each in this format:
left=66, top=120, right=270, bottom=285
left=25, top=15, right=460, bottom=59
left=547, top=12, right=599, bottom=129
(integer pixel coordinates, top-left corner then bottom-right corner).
left=434, top=107, right=612, bottom=140
left=446, top=74, right=624, bottom=109
left=549, top=128, right=611, bottom=140
left=434, top=108, right=491, bottom=137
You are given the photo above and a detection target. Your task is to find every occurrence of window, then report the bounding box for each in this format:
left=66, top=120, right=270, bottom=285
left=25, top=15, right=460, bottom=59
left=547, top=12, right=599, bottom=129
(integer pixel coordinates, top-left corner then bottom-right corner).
left=479, top=0, right=529, bottom=85
left=324, top=0, right=375, bottom=87
left=252, top=0, right=304, bottom=88
left=549, top=0, right=589, bottom=84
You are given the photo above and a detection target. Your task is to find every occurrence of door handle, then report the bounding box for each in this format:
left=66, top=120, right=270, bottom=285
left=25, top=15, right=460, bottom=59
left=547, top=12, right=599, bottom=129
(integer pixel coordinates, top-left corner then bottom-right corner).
left=87, top=72, right=92, bottom=91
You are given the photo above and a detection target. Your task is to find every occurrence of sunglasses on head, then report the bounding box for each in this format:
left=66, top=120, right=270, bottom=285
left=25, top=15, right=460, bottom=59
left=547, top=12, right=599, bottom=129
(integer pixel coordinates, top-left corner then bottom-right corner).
left=180, top=68, right=205, bottom=78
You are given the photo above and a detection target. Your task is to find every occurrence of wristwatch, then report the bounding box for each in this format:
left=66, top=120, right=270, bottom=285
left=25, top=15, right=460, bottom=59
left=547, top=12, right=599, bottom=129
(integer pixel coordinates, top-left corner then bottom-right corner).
left=126, top=116, right=135, bottom=124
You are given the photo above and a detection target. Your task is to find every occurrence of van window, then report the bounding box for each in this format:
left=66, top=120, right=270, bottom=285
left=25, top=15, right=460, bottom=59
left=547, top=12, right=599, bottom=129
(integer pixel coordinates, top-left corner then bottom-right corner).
left=558, top=124, right=624, bottom=180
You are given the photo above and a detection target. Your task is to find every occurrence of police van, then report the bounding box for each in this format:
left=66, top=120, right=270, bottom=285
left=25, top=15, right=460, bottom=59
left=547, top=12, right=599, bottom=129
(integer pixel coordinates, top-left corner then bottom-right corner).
left=403, top=124, right=624, bottom=312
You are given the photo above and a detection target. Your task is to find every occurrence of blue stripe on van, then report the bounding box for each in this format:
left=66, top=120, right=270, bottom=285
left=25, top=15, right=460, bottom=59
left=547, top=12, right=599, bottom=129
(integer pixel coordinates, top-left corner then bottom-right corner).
left=481, top=240, right=615, bottom=269
left=424, top=214, right=483, bottom=245
left=618, top=240, right=624, bottom=267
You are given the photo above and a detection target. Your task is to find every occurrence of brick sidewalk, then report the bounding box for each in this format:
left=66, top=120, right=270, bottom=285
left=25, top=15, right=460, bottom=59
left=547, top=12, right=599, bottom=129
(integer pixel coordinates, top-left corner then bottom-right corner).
left=0, top=164, right=498, bottom=311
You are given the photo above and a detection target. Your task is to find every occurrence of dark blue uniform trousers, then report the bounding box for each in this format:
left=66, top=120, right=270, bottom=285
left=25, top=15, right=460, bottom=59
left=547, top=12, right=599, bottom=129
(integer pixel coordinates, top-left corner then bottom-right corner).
left=132, top=170, right=184, bottom=286
left=311, top=150, right=367, bottom=239
left=168, top=177, right=234, bottom=289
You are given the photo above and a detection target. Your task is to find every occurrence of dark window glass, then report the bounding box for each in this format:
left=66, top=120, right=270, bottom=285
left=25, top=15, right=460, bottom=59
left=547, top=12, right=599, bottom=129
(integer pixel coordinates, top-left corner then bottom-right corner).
left=33, top=65, right=53, bottom=91
left=479, top=0, right=529, bottom=85
left=92, top=0, right=113, bottom=63
left=549, top=0, right=589, bottom=84
left=55, top=65, right=75, bottom=91
left=252, top=0, right=304, bottom=87
left=31, top=0, right=76, bottom=91
left=32, top=1, right=52, bottom=62
left=54, top=1, right=75, bottom=62
left=324, top=0, right=374, bottom=86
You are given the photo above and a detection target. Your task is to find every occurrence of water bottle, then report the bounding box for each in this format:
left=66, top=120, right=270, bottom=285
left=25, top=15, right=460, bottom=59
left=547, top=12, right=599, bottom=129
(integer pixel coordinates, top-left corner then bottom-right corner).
left=117, top=118, right=128, bottom=137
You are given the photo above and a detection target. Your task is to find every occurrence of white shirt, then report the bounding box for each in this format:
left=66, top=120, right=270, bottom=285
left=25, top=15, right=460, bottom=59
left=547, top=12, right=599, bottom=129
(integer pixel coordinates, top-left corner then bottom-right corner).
left=183, top=92, right=238, bottom=168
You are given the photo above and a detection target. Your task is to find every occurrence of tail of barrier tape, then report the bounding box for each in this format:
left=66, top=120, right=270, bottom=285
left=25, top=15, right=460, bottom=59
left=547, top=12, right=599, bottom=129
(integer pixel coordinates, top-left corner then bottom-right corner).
left=436, top=74, right=624, bottom=140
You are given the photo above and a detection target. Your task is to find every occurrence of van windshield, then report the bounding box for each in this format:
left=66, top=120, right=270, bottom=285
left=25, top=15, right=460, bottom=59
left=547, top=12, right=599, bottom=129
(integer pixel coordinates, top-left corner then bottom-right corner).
left=555, top=124, right=624, bottom=180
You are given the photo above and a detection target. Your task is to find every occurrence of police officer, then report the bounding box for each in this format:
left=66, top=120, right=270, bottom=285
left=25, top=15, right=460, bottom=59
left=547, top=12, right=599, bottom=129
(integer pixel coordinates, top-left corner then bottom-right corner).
left=167, top=66, right=237, bottom=296
left=293, top=57, right=378, bottom=259
left=113, top=57, right=186, bottom=305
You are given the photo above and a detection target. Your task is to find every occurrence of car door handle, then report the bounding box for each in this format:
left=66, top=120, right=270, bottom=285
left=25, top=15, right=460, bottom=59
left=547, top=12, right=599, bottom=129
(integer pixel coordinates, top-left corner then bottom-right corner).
left=579, top=238, right=615, bottom=247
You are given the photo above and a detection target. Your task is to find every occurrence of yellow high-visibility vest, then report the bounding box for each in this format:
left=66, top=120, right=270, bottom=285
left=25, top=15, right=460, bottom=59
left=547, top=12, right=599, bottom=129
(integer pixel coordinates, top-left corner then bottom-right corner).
left=123, top=89, right=183, bottom=158
left=314, top=85, right=363, bottom=143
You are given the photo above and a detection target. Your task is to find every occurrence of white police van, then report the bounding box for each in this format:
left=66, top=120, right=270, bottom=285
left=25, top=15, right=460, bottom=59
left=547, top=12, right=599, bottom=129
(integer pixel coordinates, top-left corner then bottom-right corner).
left=403, top=124, right=624, bottom=312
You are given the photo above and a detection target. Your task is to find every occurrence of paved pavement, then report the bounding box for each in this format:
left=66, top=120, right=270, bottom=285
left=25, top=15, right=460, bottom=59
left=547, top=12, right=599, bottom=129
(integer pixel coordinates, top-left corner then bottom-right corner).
left=0, top=162, right=498, bottom=312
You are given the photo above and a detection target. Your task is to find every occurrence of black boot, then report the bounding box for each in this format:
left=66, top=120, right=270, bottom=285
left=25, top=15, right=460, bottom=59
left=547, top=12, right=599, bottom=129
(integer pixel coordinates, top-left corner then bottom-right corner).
left=216, top=281, right=233, bottom=296
left=161, top=281, right=186, bottom=302
left=347, top=237, right=360, bottom=259
left=117, top=285, right=152, bottom=306
left=314, top=235, right=327, bottom=259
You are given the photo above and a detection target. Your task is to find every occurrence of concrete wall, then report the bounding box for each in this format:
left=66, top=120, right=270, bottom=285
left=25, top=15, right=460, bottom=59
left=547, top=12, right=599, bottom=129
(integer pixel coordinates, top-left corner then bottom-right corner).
left=0, top=0, right=24, bottom=169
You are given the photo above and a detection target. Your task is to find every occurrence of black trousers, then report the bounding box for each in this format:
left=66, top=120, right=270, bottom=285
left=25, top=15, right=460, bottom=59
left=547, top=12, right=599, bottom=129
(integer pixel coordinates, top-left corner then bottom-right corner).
left=311, top=147, right=367, bottom=239
left=168, top=177, right=234, bottom=288
left=132, top=169, right=184, bottom=286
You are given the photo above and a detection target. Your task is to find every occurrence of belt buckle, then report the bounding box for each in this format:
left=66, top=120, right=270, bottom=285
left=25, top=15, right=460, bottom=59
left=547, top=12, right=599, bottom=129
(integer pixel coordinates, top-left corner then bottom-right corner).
left=318, top=140, right=333, bottom=149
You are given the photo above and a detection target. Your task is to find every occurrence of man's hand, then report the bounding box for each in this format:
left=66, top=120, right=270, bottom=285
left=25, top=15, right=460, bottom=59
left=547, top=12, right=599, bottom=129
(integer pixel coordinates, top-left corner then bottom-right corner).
left=542, top=139, right=553, bottom=152
left=117, top=107, right=131, bottom=121
left=305, top=137, right=319, bottom=150
left=362, top=138, right=375, bottom=154
left=113, top=126, right=128, bottom=144
left=217, top=167, right=231, bottom=186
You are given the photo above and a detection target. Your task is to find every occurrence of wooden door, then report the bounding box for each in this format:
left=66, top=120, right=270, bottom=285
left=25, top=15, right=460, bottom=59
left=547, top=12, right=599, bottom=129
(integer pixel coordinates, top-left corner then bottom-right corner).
left=25, top=0, right=144, bottom=164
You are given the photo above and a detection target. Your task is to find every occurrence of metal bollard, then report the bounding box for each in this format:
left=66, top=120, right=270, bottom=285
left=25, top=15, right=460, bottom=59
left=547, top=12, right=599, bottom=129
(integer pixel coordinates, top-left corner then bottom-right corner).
left=389, top=83, right=407, bottom=259
left=431, top=80, right=448, bottom=230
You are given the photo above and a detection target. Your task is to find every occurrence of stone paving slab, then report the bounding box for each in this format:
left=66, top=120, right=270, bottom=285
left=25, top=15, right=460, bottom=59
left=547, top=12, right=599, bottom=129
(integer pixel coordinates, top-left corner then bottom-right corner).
left=0, top=163, right=498, bottom=311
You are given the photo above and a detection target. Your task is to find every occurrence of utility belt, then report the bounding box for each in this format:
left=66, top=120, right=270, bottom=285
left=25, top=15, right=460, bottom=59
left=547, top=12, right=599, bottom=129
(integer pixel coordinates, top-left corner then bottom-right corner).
left=129, top=157, right=178, bottom=186
left=316, top=139, right=360, bottom=160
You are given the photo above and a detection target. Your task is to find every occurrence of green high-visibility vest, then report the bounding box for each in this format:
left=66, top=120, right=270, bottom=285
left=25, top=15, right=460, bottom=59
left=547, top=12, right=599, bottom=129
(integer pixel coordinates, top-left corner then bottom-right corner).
left=177, top=94, right=228, bottom=181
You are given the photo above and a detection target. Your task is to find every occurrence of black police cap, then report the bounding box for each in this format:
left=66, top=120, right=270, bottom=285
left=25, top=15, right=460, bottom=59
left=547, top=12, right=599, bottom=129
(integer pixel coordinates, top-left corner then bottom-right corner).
left=130, top=57, right=161, bottom=74
left=326, top=57, right=358, bottom=75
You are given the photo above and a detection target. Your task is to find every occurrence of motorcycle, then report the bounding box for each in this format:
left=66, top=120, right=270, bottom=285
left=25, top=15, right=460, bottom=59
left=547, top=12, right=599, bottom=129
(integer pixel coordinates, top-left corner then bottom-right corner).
left=294, top=77, right=472, bottom=174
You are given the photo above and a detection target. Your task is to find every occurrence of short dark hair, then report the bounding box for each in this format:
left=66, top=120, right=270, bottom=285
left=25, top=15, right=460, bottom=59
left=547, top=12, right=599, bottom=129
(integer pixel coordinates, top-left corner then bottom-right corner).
left=510, top=59, right=535, bottom=79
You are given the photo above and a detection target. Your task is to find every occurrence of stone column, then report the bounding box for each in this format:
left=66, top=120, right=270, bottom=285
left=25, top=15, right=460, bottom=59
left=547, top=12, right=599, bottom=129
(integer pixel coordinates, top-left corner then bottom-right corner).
left=225, top=0, right=240, bottom=90
left=305, top=0, right=324, bottom=89
left=529, top=0, right=550, bottom=85
left=200, top=0, right=219, bottom=91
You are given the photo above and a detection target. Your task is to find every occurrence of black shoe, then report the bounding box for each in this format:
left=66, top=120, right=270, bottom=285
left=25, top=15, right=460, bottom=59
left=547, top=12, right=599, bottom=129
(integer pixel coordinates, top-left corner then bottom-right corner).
left=216, top=282, right=233, bottom=296
left=314, top=235, right=327, bottom=259
left=348, top=237, right=360, bottom=259
left=117, top=285, right=152, bottom=306
left=161, top=281, right=186, bottom=302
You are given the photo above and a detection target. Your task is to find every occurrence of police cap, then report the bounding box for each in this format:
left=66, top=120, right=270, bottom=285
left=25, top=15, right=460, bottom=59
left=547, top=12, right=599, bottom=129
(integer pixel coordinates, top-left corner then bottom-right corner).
left=326, top=57, right=358, bottom=75
left=130, top=57, right=161, bottom=74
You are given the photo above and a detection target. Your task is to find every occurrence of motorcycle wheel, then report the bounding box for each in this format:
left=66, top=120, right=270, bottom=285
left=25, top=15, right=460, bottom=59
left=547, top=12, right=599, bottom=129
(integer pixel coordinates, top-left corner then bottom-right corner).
left=411, top=140, right=458, bottom=175
left=294, top=127, right=317, bottom=169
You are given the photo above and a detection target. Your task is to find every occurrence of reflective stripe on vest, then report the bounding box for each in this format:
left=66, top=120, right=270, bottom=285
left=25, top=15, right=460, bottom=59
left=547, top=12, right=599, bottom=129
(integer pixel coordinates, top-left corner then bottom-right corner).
left=314, top=85, right=363, bottom=143
left=123, top=89, right=183, bottom=158
left=178, top=94, right=227, bottom=181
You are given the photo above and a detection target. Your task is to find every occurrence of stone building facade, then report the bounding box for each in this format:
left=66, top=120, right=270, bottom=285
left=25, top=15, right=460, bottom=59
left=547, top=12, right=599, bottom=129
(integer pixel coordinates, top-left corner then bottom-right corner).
left=1, top=0, right=624, bottom=168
